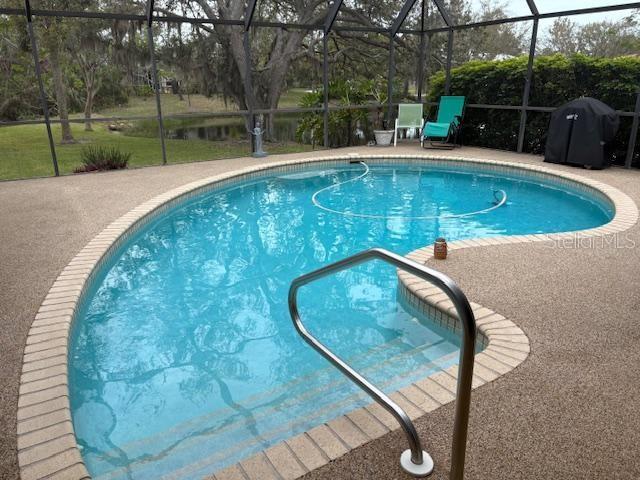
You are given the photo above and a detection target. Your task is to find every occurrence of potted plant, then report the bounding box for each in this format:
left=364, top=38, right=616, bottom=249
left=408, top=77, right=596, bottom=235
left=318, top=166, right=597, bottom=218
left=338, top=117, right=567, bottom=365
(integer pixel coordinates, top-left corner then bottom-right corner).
left=366, top=77, right=394, bottom=146
left=373, top=116, right=394, bottom=146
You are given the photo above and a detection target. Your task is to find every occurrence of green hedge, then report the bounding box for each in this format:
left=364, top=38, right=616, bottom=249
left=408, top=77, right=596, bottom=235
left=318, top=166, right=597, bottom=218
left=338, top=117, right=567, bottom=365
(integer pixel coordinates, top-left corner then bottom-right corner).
left=428, top=54, right=640, bottom=165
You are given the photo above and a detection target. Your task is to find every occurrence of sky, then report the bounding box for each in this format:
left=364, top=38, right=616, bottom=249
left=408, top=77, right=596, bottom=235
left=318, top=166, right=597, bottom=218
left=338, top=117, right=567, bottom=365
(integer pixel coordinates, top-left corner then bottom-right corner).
left=462, top=0, right=638, bottom=40
left=473, top=0, right=636, bottom=22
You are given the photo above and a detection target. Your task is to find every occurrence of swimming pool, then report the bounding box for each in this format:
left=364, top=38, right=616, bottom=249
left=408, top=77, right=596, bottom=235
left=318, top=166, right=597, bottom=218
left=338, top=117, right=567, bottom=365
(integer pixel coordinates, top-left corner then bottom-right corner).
left=68, top=159, right=613, bottom=479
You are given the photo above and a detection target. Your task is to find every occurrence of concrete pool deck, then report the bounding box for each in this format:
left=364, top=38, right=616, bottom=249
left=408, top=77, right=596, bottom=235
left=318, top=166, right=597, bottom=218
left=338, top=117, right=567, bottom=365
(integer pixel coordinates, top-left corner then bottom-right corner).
left=2, top=146, right=640, bottom=479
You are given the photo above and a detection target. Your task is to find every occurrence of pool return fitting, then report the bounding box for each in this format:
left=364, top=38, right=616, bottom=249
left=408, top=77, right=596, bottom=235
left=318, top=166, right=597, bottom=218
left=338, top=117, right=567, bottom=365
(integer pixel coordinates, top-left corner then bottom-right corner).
left=289, top=248, right=477, bottom=478
left=312, top=161, right=508, bottom=220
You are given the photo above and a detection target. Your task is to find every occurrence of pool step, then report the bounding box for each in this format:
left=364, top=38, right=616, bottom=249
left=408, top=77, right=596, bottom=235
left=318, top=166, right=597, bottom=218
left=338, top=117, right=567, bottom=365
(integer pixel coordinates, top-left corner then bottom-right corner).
left=87, top=328, right=458, bottom=480
left=87, top=330, right=417, bottom=463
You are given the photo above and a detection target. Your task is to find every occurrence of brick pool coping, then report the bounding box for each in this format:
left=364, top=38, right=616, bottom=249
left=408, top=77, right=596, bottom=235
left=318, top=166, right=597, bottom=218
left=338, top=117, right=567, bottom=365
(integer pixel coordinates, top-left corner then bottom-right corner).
left=16, top=154, right=638, bottom=480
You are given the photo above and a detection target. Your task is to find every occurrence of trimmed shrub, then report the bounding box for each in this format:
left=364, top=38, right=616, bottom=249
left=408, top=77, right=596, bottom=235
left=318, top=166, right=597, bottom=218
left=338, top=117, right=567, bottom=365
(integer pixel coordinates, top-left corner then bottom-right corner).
left=427, top=54, right=640, bottom=165
left=76, top=146, right=131, bottom=172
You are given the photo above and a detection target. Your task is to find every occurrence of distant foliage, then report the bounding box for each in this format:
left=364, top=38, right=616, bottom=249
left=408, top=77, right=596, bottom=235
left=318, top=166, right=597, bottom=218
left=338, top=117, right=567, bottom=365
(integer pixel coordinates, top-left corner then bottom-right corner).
left=0, top=16, right=42, bottom=121
left=93, top=67, right=130, bottom=110
left=428, top=54, right=640, bottom=165
left=76, top=146, right=131, bottom=172
left=133, top=85, right=155, bottom=98
left=296, top=77, right=404, bottom=147
left=296, top=80, right=370, bottom=148
left=541, top=16, right=640, bottom=58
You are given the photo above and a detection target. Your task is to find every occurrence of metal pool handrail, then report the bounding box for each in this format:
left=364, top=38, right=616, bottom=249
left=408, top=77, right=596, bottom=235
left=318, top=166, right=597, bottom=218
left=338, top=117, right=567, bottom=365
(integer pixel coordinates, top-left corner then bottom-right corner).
left=288, top=248, right=477, bottom=479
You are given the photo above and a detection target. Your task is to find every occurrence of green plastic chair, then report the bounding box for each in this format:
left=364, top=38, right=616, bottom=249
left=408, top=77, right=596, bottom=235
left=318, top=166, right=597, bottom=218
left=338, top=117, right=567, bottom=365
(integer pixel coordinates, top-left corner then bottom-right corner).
left=394, top=104, right=424, bottom=146
left=422, top=96, right=466, bottom=149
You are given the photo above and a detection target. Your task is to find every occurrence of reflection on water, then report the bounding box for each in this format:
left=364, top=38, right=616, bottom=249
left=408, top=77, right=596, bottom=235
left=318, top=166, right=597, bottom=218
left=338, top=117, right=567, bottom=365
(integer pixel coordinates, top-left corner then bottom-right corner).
left=69, top=164, right=612, bottom=479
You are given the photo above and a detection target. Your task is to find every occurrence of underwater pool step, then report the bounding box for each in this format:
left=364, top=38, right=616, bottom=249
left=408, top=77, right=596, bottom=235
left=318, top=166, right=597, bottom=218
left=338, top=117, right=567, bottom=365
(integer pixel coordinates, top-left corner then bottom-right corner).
left=86, top=334, right=417, bottom=471
left=87, top=334, right=458, bottom=480
left=126, top=352, right=456, bottom=480
left=87, top=325, right=440, bottom=459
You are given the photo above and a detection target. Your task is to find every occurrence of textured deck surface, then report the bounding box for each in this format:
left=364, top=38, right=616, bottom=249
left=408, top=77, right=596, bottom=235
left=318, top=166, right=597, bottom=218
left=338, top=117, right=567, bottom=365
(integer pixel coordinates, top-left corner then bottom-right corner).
left=2, top=146, right=639, bottom=479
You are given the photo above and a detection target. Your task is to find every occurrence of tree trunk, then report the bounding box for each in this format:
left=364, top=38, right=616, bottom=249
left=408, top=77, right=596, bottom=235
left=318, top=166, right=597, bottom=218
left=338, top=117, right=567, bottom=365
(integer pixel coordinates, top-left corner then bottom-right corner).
left=49, top=45, right=75, bottom=144
left=84, top=89, right=93, bottom=132
left=204, top=0, right=317, bottom=134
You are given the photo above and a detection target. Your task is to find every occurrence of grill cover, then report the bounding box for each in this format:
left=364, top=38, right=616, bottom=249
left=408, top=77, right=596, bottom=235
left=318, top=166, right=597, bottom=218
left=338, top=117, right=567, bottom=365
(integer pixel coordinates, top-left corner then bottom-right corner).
left=544, top=97, right=619, bottom=169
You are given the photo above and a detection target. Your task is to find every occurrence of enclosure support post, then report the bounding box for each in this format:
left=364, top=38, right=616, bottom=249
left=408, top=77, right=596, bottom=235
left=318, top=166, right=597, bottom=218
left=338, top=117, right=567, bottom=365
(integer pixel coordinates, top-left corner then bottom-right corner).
left=416, top=33, right=426, bottom=101
left=24, top=0, right=59, bottom=176
left=146, top=0, right=167, bottom=165
left=425, top=34, right=432, bottom=97
left=625, top=91, right=640, bottom=169
left=390, top=0, right=418, bottom=108
left=244, top=1, right=257, bottom=152
left=322, top=34, right=329, bottom=148
left=244, top=30, right=256, bottom=152
left=444, top=29, right=453, bottom=95
left=321, top=0, right=344, bottom=149
left=416, top=0, right=426, bottom=101
left=387, top=32, right=395, bottom=126
left=517, top=18, right=538, bottom=153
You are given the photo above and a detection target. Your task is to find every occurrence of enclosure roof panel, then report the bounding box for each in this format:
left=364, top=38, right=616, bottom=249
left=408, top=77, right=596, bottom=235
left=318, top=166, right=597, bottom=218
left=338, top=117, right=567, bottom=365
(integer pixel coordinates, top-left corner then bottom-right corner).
left=1, top=0, right=639, bottom=31
left=27, top=0, right=146, bottom=16
left=249, top=0, right=328, bottom=26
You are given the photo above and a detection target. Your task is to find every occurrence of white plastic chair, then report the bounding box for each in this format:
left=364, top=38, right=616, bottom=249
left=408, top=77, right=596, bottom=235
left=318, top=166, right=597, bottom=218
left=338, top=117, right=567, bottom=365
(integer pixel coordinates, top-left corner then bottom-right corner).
left=394, top=104, right=424, bottom=146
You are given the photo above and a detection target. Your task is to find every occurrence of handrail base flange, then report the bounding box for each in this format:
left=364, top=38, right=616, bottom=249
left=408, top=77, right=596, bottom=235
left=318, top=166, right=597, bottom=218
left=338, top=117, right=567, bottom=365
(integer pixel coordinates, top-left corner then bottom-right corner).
left=400, top=449, right=434, bottom=477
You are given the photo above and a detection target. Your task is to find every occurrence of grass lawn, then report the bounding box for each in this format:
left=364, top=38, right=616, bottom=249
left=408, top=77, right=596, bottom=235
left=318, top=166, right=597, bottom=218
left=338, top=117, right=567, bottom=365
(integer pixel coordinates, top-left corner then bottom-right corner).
left=96, top=90, right=309, bottom=118
left=0, top=122, right=314, bottom=181
left=0, top=90, right=316, bottom=180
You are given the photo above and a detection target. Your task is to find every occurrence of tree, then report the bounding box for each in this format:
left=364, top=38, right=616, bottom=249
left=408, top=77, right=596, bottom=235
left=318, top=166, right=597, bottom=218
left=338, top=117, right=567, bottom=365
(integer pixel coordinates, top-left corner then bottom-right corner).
left=109, top=18, right=147, bottom=89
left=439, top=0, right=527, bottom=65
left=0, top=15, right=41, bottom=121
left=150, top=0, right=527, bottom=132
left=155, top=0, right=326, bottom=135
left=37, top=0, right=78, bottom=143
left=542, top=13, right=640, bottom=57
left=457, top=1, right=527, bottom=61
left=542, top=18, right=579, bottom=56
left=71, top=22, right=109, bottom=131
left=578, top=14, right=640, bottom=57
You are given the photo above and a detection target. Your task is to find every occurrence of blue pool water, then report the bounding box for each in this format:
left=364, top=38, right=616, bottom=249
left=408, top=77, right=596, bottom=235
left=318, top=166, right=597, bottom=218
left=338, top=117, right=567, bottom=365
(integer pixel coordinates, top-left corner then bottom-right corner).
left=69, top=162, right=612, bottom=479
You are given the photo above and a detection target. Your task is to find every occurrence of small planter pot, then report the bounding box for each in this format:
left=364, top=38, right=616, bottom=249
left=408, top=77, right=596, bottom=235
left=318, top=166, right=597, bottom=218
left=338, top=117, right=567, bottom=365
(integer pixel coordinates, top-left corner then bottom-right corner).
left=373, top=129, right=394, bottom=146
